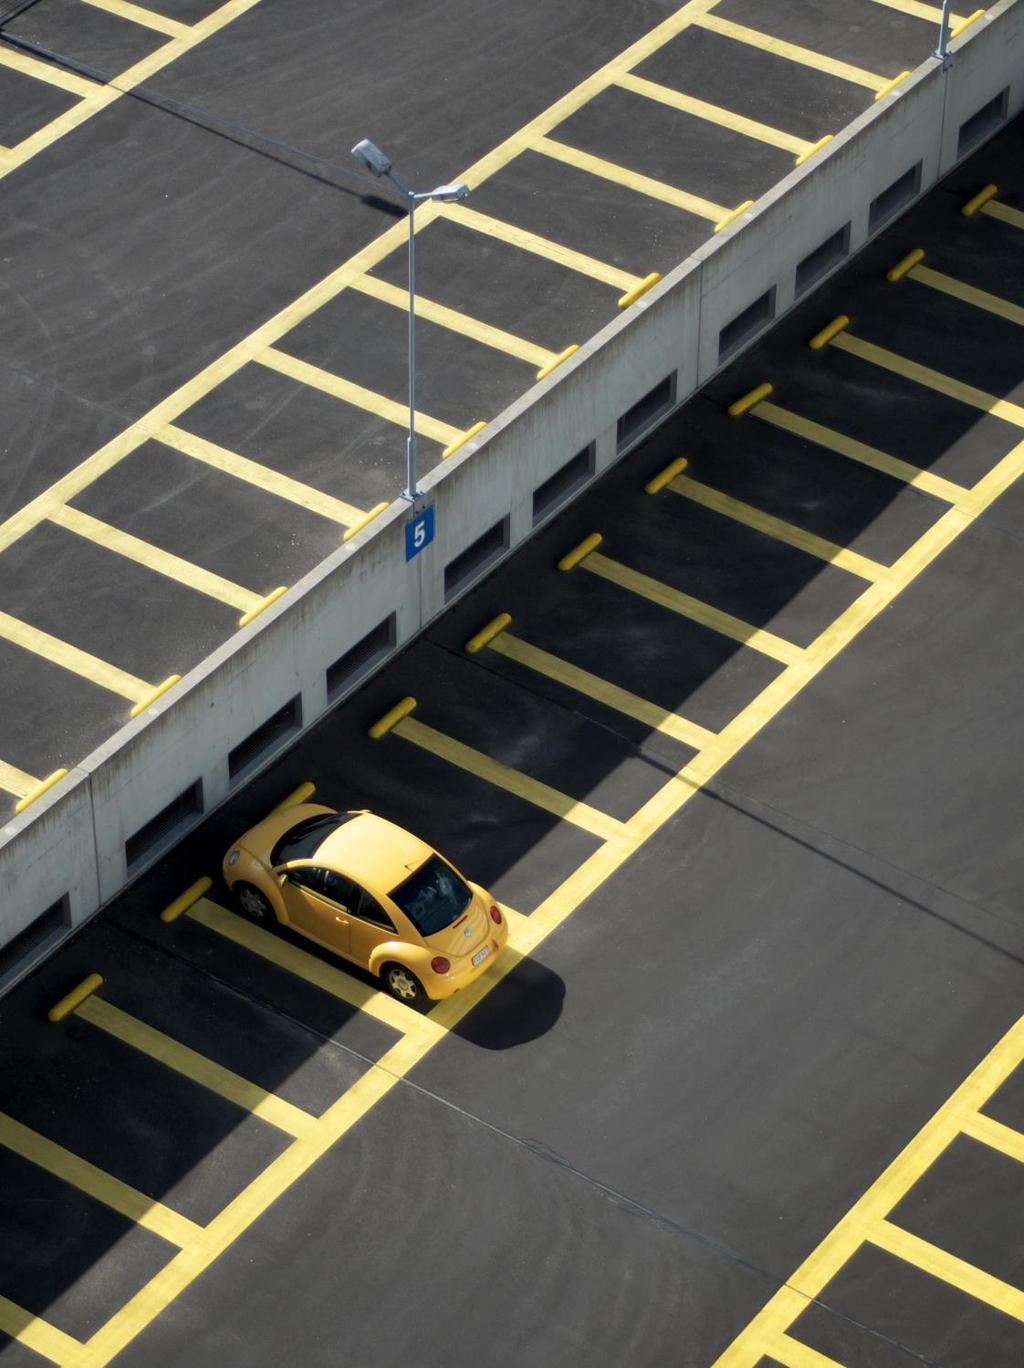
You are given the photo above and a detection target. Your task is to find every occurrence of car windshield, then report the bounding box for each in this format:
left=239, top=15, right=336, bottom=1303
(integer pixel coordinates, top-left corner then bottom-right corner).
left=270, top=813, right=352, bottom=866
left=390, top=855, right=472, bottom=937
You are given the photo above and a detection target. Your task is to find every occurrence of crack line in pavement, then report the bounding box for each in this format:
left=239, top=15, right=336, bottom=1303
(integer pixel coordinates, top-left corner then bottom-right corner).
left=377, top=1046, right=944, bottom=1368
left=701, top=777, right=1024, bottom=964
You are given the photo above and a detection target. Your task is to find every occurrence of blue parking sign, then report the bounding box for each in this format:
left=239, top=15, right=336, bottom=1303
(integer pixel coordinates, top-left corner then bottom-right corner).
left=405, top=505, right=435, bottom=561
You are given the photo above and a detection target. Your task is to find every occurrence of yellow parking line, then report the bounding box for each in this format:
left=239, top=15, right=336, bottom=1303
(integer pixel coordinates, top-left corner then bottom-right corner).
left=0, top=1295, right=84, bottom=1364
left=584, top=551, right=804, bottom=666
left=961, top=1110, right=1024, bottom=1163
left=0, top=0, right=712, bottom=561
left=4, top=88, right=117, bottom=170
left=258, top=348, right=462, bottom=447
left=48, top=504, right=260, bottom=615
left=755, top=401, right=968, bottom=503
left=713, top=1011, right=1024, bottom=1365
left=489, top=630, right=718, bottom=750
left=351, top=275, right=554, bottom=370
left=0, top=420, right=173, bottom=555
left=870, top=0, right=964, bottom=20
left=1, top=1, right=264, bottom=183
left=831, top=331, right=1024, bottom=427
left=79, top=0, right=190, bottom=36
left=769, top=1334, right=845, bottom=1368
left=186, top=897, right=440, bottom=1042
left=394, top=715, right=633, bottom=847
left=908, top=263, right=1024, bottom=326
left=441, top=202, right=640, bottom=292
left=694, top=13, right=889, bottom=90
left=983, top=199, right=1024, bottom=231
left=869, top=1219, right=1024, bottom=1318
left=0, top=46, right=97, bottom=97
left=534, top=135, right=730, bottom=221
left=0, top=609, right=150, bottom=703
left=498, top=902, right=532, bottom=952
left=0, top=758, right=38, bottom=799
left=0, top=1111, right=202, bottom=1247
left=76, top=995, right=316, bottom=1138
left=910, top=436, right=1024, bottom=535
left=158, top=426, right=365, bottom=527
left=78, top=1029, right=434, bottom=1368
left=73, top=421, right=1024, bottom=1365
left=0, top=211, right=436, bottom=558
left=615, top=72, right=810, bottom=155
left=667, top=473, right=888, bottom=580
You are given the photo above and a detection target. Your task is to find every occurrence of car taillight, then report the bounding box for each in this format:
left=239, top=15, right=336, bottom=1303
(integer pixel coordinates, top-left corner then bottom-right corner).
left=430, top=957, right=450, bottom=975
left=489, top=904, right=502, bottom=925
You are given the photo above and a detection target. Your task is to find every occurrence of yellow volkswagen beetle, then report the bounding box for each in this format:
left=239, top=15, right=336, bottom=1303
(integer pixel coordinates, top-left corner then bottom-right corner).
left=222, top=803, right=507, bottom=1004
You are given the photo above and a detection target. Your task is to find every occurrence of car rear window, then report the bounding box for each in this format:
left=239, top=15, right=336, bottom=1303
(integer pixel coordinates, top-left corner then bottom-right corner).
left=271, top=813, right=352, bottom=866
left=390, top=855, right=471, bottom=937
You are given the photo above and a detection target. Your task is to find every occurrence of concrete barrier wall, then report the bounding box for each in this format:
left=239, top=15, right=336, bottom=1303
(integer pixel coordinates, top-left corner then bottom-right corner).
left=941, top=0, right=1024, bottom=167
left=2, top=0, right=1021, bottom=985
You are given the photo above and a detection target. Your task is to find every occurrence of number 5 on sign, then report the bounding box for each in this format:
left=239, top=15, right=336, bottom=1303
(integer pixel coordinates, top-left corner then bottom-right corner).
left=405, top=506, right=435, bottom=561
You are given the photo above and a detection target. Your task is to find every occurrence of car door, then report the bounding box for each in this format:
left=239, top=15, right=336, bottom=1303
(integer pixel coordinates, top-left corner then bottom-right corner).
left=279, top=866, right=352, bottom=957
left=346, top=885, right=400, bottom=970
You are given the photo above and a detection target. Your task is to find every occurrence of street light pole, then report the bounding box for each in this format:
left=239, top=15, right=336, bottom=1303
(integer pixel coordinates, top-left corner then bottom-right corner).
left=351, top=139, right=469, bottom=503
left=934, top=0, right=955, bottom=62
left=405, top=183, right=418, bottom=505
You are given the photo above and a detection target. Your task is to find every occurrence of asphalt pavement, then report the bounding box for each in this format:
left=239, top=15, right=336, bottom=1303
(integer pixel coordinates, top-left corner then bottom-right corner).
left=1, top=106, right=1023, bottom=1367
left=0, top=0, right=972, bottom=814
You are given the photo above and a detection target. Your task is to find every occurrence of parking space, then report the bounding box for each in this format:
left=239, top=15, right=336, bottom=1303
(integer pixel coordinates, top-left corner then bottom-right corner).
left=0, top=518, right=235, bottom=762
left=276, top=288, right=520, bottom=439
left=428, top=518, right=786, bottom=745
left=67, top=438, right=338, bottom=594
left=0, top=0, right=972, bottom=812
left=366, top=214, right=618, bottom=356
left=109, top=1078, right=781, bottom=1368
left=718, top=1016, right=1024, bottom=1366
left=786, top=1245, right=1024, bottom=1368
left=0, top=63, right=78, bottom=146
left=0, top=637, right=124, bottom=789
left=0, top=843, right=437, bottom=1360
left=2, top=111, right=1023, bottom=1363
left=664, top=397, right=943, bottom=566
left=0, top=0, right=264, bottom=178
left=0, top=1148, right=173, bottom=1344
left=578, top=467, right=874, bottom=649
left=550, top=82, right=795, bottom=211
left=172, top=366, right=411, bottom=519
left=271, top=661, right=607, bottom=913
left=634, top=23, right=871, bottom=141
left=713, top=0, right=939, bottom=77
left=7, top=1, right=169, bottom=78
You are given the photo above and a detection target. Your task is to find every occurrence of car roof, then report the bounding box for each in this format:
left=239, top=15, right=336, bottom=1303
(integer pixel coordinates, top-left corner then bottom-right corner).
left=316, top=812, right=434, bottom=894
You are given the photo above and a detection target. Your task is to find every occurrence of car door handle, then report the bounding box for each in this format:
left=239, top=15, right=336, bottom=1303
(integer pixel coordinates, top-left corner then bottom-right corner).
left=335, top=915, right=348, bottom=924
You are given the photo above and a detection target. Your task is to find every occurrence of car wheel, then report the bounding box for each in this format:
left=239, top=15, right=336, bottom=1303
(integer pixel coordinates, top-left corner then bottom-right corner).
left=381, top=962, right=426, bottom=1005
left=234, top=882, right=272, bottom=923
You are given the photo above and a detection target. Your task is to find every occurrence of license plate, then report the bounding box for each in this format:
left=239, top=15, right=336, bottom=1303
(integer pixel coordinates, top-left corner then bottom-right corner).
left=472, top=945, right=491, bottom=967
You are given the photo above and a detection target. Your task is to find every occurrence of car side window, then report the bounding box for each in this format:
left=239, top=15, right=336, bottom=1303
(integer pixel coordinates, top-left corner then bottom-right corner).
left=319, top=869, right=358, bottom=909
left=287, top=866, right=327, bottom=894
left=352, top=887, right=396, bottom=932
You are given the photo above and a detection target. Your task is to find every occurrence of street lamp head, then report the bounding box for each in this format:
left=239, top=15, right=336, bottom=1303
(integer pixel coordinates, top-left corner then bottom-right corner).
left=430, top=182, right=470, bottom=203
left=351, top=138, right=392, bottom=177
